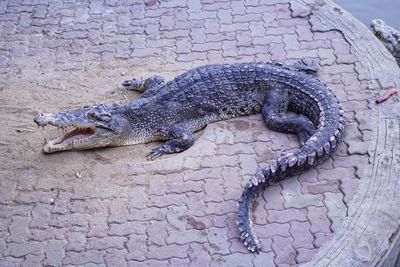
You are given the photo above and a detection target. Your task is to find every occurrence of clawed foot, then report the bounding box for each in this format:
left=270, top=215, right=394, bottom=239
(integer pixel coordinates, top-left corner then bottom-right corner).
left=294, top=59, right=319, bottom=75
left=146, top=146, right=167, bottom=160
left=298, top=123, right=316, bottom=146
left=122, top=78, right=146, bottom=92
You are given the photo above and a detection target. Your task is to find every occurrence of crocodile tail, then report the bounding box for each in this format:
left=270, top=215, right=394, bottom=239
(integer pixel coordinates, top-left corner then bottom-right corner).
left=237, top=167, right=272, bottom=253
left=237, top=106, right=346, bottom=253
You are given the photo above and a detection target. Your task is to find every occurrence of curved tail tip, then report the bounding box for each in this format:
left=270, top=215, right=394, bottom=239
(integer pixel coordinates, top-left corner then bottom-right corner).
left=237, top=220, right=261, bottom=253
left=240, top=231, right=261, bottom=253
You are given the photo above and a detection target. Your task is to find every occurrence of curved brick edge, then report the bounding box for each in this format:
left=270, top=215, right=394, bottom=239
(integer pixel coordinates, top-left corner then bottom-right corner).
left=291, top=0, right=400, bottom=266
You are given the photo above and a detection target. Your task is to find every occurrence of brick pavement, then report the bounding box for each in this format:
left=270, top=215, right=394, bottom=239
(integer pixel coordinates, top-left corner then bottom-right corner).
left=0, top=0, right=371, bottom=266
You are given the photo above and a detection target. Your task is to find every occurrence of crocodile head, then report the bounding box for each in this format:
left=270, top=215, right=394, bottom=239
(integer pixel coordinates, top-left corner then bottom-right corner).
left=34, top=103, right=130, bottom=153
left=370, top=19, right=400, bottom=61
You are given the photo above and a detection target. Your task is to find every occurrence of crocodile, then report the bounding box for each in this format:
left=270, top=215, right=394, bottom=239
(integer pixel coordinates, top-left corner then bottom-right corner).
left=371, top=19, right=400, bottom=65
left=34, top=62, right=345, bottom=253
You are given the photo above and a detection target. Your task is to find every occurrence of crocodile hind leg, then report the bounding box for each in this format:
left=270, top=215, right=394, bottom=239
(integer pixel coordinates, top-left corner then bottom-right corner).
left=147, top=126, right=194, bottom=160
left=262, top=87, right=316, bottom=146
left=122, top=75, right=165, bottom=97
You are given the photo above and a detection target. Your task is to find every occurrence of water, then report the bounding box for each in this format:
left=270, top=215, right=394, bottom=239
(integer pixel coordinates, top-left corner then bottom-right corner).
left=334, top=0, right=400, bottom=30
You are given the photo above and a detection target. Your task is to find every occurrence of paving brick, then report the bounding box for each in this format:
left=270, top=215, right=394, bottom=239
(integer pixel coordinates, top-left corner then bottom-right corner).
left=192, top=42, right=222, bottom=52
left=210, top=253, right=253, bottom=267
left=220, top=22, right=249, bottom=32
left=178, top=52, right=207, bottom=62
left=307, top=206, right=332, bottom=234
left=323, top=192, right=347, bottom=218
left=207, top=227, right=230, bottom=254
left=254, top=252, right=275, bottom=266
left=31, top=203, right=51, bottom=229
left=108, top=199, right=129, bottom=223
left=64, top=250, right=106, bottom=265
left=249, top=21, right=266, bottom=37
left=302, top=179, right=341, bottom=194
left=66, top=232, right=86, bottom=252
left=126, top=234, right=147, bottom=261
left=131, top=207, right=167, bottom=221
left=50, top=213, right=87, bottom=228
left=268, top=208, right=307, bottom=223
left=105, top=249, right=128, bottom=267
left=204, top=179, right=223, bottom=202
left=290, top=221, right=314, bottom=249
left=45, top=240, right=66, bottom=266
left=189, top=11, right=217, bottom=20
left=264, top=184, right=285, bottom=210
left=109, top=221, right=146, bottom=236
left=314, top=232, right=334, bottom=248
left=271, top=236, right=296, bottom=265
left=297, top=248, right=319, bottom=263
left=298, top=168, right=319, bottom=183
left=269, top=42, right=286, bottom=61
left=8, top=215, right=30, bottom=243
left=147, top=221, right=168, bottom=246
left=281, top=178, right=324, bottom=209
left=23, top=254, right=44, bottom=267
left=147, top=244, right=189, bottom=260
left=160, top=0, right=187, bottom=8
left=5, top=241, right=46, bottom=257
left=204, top=200, right=237, bottom=215
left=51, top=191, right=71, bottom=215
left=87, top=236, right=127, bottom=250
left=218, top=9, right=232, bottom=25
left=340, top=176, right=359, bottom=204
left=128, top=187, right=147, bottom=208
left=15, top=191, right=56, bottom=204
left=256, top=222, right=290, bottom=239
left=167, top=229, right=208, bottom=245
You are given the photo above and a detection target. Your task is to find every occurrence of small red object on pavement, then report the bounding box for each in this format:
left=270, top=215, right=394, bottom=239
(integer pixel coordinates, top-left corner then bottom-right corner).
left=375, top=88, right=398, bottom=104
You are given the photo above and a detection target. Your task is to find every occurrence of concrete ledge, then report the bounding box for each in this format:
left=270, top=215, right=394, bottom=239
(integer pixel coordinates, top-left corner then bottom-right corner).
left=293, top=0, right=400, bottom=266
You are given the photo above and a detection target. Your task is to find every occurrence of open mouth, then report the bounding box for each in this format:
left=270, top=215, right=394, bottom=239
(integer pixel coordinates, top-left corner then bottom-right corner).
left=41, top=126, right=96, bottom=153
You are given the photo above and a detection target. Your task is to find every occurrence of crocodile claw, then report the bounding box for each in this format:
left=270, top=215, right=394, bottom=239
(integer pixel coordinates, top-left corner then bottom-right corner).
left=122, top=78, right=146, bottom=92
left=146, top=146, right=167, bottom=160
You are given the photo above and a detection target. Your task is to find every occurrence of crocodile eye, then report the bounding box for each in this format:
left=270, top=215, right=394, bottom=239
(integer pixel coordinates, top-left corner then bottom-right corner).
left=87, top=110, right=96, bottom=119
left=87, top=110, right=111, bottom=122
left=98, top=113, right=112, bottom=122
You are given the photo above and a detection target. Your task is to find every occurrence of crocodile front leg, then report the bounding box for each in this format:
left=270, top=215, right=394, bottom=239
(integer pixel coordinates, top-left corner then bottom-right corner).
left=147, top=126, right=194, bottom=160
left=262, top=87, right=316, bottom=146
left=122, top=75, right=165, bottom=97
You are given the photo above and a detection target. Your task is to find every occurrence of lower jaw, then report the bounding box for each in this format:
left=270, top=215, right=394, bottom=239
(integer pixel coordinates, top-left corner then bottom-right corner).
left=43, top=143, right=69, bottom=153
